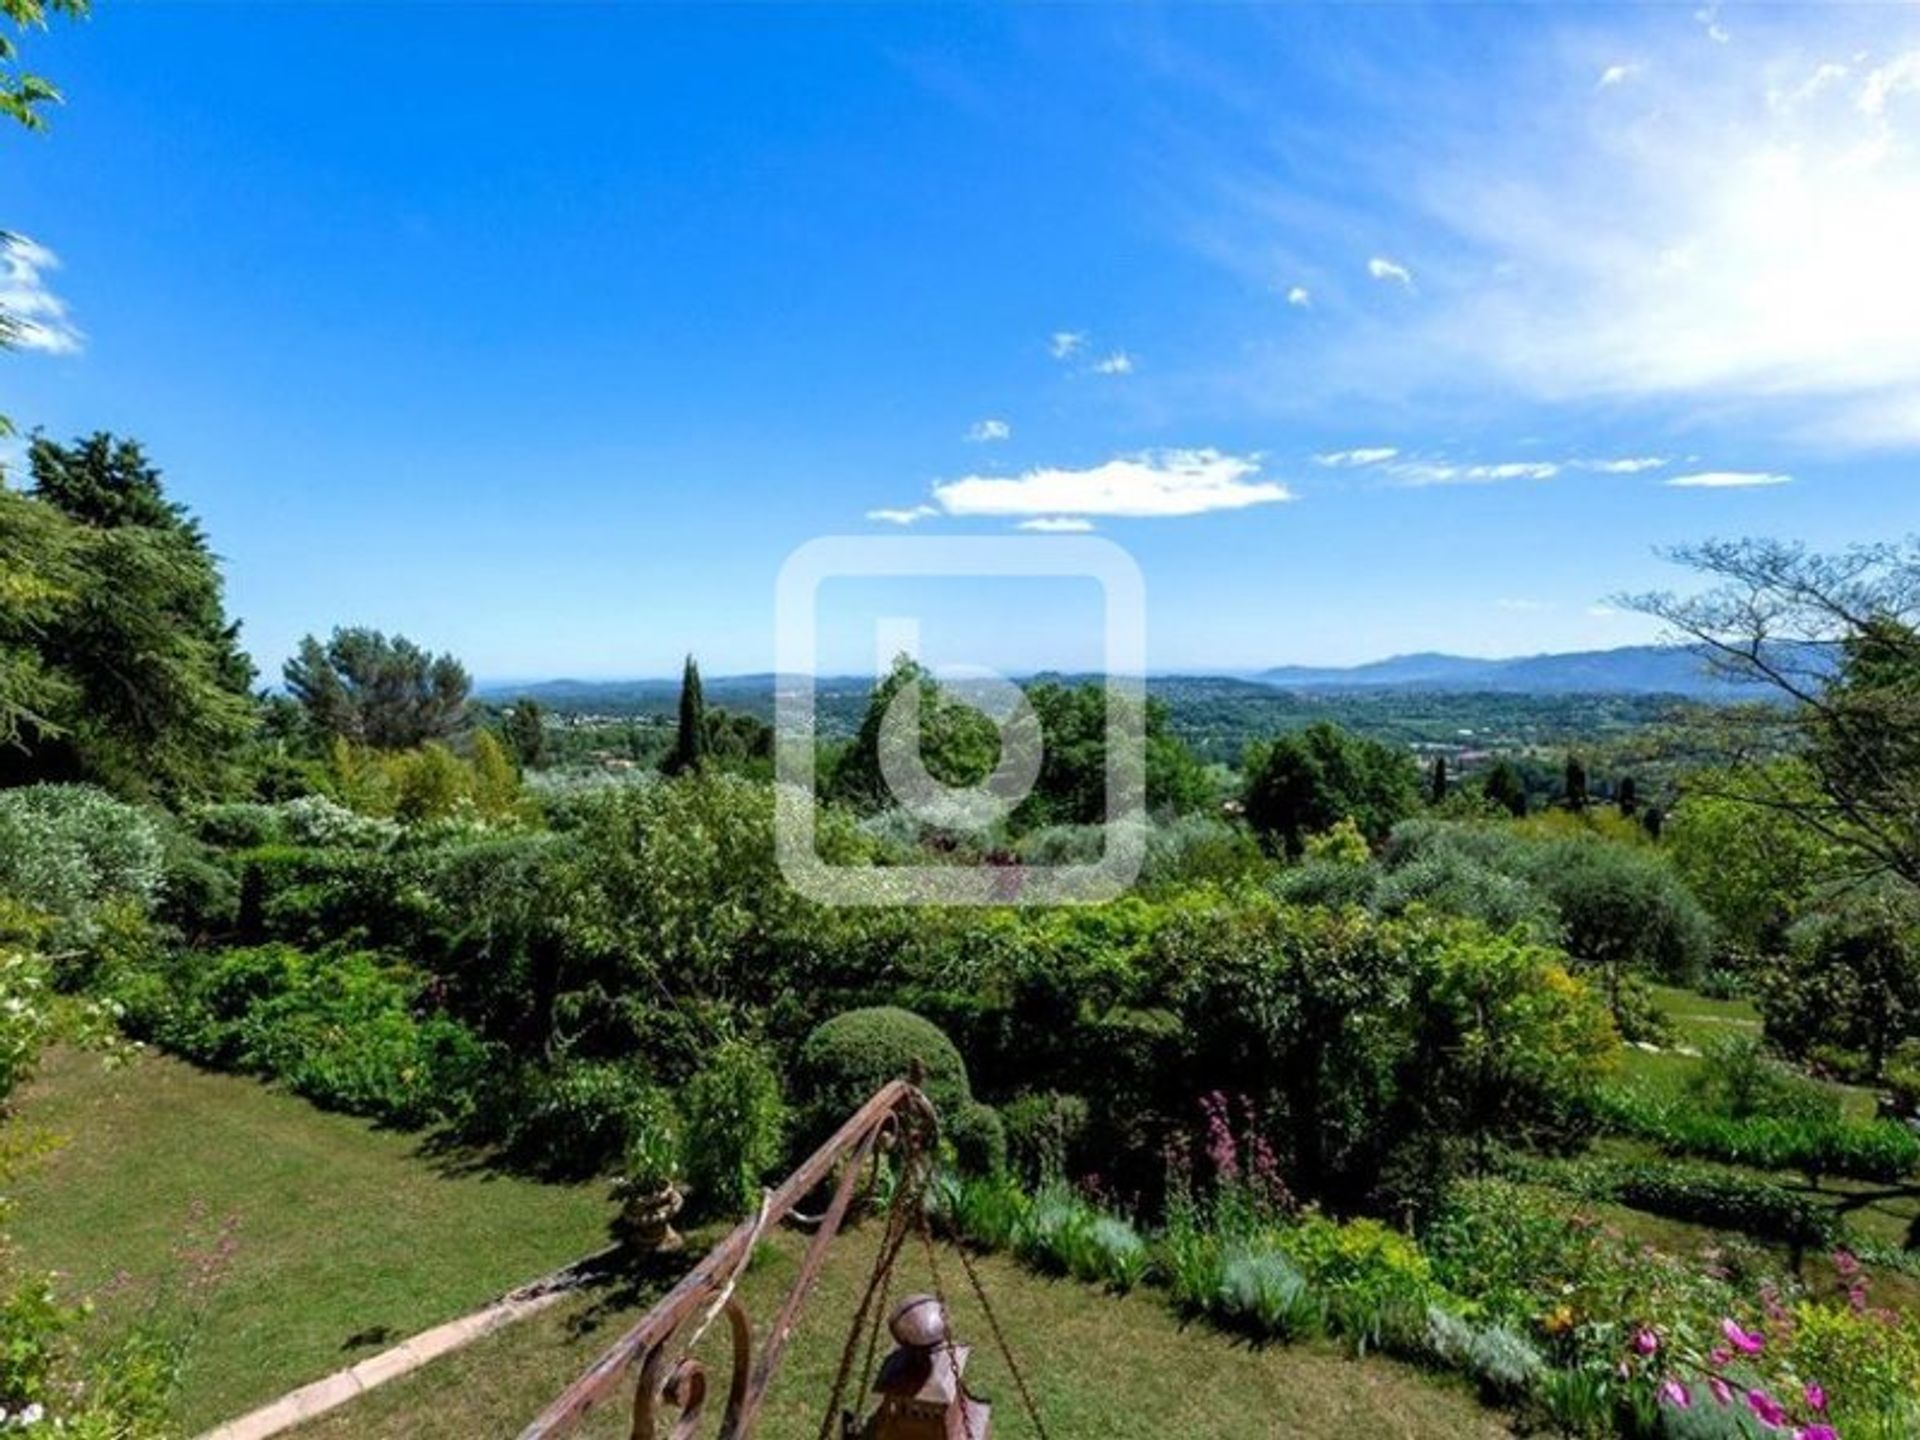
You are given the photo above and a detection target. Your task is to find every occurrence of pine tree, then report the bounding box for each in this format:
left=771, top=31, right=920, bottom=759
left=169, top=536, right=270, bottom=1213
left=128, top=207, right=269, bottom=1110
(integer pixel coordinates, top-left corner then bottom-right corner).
left=664, top=653, right=707, bottom=776
left=1429, top=755, right=1449, bottom=806
left=1617, top=775, right=1639, bottom=817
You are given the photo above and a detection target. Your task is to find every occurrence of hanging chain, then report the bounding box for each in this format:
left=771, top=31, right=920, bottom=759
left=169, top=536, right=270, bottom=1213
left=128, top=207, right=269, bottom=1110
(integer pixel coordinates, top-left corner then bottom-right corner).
left=914, top=1207, right=1051, bottom=1440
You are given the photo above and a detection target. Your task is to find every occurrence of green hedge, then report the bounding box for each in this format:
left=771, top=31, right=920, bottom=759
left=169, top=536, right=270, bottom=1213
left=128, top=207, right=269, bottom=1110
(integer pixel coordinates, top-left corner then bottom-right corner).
left=1599, top=1087, right=1920, bottom=1182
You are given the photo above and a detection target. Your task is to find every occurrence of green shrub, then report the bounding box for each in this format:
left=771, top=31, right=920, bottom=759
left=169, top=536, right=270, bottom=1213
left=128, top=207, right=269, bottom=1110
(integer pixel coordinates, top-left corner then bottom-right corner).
left=794, top=1006, right=969, bottom=1142
left=191, top=802, right=284, bottom=850
left=1002, top=1091, right=1090, bottom=1183
left=1215, top=1243, right=1321, bottom=1339
left=945, top=1101, right=1007, bottom=1178
left=1562, top=1159, right=1836, bottom=1248
left=509, top=1057, right=657, bottom=1178
left=681, top=1040, right=786, bottom=1218
left=1598, top=1083, right=1919, bottom=1182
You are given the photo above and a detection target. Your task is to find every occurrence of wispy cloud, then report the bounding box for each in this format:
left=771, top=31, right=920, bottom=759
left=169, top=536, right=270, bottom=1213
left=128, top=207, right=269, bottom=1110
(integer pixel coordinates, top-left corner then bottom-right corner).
left=1048, top=330, right=1085, bottom=360
left=1578, top=456, right=1668, bottom=474
left=1286, top=285, right=1312, bottom=308
left=867, top=504, right=940, bottom=525
left=1092, top=351, right=1135, bottom=375
left=1315, top=446, right=1399, bottom=467
left=966, top=418, right=1011, bottom=443
left=931, top=448, right=1292, bottom=519
left=1178, top=17, right=1920, bottom=449
left=1367, top=256, right=1413, bottom=288
left=0, top=235, right=83, bottom=355
left=1017, top=516, right=1096, bottom=533
left=1388, top=459, right=1560, bottom=487
left=1664, top=470, right=1793, bottom=488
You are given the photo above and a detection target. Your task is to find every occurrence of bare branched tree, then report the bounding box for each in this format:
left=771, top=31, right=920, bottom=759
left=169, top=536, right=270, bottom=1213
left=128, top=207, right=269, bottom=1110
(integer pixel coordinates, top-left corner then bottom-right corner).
left=1622, top=537, right=1920, bottom=889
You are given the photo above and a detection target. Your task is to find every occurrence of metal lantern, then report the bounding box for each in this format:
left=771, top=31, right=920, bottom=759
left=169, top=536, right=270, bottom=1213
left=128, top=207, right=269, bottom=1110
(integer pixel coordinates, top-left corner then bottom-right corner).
left=858, top=1296, right=991, bottom=1440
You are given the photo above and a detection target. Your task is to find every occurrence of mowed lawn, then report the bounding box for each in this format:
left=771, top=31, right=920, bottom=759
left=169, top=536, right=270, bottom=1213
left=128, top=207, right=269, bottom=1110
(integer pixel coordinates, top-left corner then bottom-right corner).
left=295, top=1224, right=1511, bottom=1440
left=9, top=1047, right=1510, bottom=1440
left=7, top=1047, right=612, bottom=1432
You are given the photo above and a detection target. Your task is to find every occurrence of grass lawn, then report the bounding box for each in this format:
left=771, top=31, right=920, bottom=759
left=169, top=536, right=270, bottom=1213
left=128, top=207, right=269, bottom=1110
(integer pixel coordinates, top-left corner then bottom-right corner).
left=293, top=1224, right=1512, bottom=1440
left=7, top=1047, right=613, bottom=1432
left=6, top=1046, right=1511, bottom=1440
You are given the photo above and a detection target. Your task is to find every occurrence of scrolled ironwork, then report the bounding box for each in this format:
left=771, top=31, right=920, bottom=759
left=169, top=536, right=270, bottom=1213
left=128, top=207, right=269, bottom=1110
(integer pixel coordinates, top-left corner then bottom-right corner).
left=519, top=1078, right=939, bottom=1440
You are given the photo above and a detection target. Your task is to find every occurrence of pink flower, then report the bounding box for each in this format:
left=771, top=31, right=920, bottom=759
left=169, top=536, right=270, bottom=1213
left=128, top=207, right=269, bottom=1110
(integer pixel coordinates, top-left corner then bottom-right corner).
left=1721, top=1317, right=1766, bottom=1354
left=1709, top=1377, right=1734, bottom=1406
left=1747, top=1389, right=1787, bottom=1428
left=1710, top=1347, right=1732, bottom=1367
left=1632, top=1328, right=1659, bottom=1355
left=1658, top=1379, right=1691, bottom=1409
left=1832, top=1249, right=1860, bottom=1278
left=1797, top=1427, right=1838, bottom=1440
left=1803, top=1383, right=1826, bottom=1413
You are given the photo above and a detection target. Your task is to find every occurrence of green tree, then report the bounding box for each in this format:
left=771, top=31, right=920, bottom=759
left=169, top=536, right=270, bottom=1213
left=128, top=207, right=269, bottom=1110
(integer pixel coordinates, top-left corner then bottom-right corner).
left=1627, top=539, right=1920, bottom=890
left=1667, top=764, right=1839, bottom=955
left=504, top=697, right=546, bottom=770
left=1563, top=754, right=1589, bottom=812
left=1, top=0, right=84, bottom=133
left=0, top=443, right=255, bottom=796
left=662, top=654, right=707, bottom=776
left=1616, top=775, right=1639, bottom=817
left=284, top=627, right=470, bottom=750
left=829, top=655, right=1002, bottom=813
left=1241, top=721, right=1419, bottom=857
left=1429, top=755, right=1448, bottom=806
left=1482, top=759, right=1528, bottom=818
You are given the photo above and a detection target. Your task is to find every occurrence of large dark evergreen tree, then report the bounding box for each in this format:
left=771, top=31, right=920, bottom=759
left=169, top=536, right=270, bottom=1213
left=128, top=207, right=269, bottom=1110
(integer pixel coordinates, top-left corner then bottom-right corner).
left=1482, top=759, right=1528, bottom=818
left=1241, top=721, right=1420, bottom=856
left=505, top=697, right=547, bottom=770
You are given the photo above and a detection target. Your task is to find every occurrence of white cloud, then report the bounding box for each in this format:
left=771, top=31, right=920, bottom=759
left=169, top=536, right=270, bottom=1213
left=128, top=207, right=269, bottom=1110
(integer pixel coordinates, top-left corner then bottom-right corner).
left=1048, top=330, right=1085, bottom=360
left=0, top=235, right=83, bottom=355
left=1388, top=459, right=1560, bottom=486
left=1367, top=256, right=1414, bottom=288
left=1017, top=516, right=1096, bottom=533
left=1579, top=456, right=1668, bottom=473
left=867, top=504, right=940, bottom=525
left=932, top=448, right=1292, bottom=518
left=1286, top=285, right=1312, bottom=307
left=966, top=418, right=1011, bottom=443
left=1314, top=446, right=1399, bottom=467
left=1859, top=49, right=1920, bottom=116
left=1695, top=3, right=1730, bottom=44
left=1598, top=64, right=1635, bottom=88
left=1092, top=351, right=1135, bottom=375
left=1664, top=470, right=1793, bottom=488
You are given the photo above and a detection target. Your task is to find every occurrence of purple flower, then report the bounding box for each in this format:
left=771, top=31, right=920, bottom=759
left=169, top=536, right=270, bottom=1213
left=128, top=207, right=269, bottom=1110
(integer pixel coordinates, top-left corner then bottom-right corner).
left=1803, top=1383, right=1826, bottom=1413
left=1721, top=1317, right=1765, bottom=1354
left=1797, top=1427, right=1838, bottom=1440
left=1746, top=1389, right=1787, bottom=1428
left=1632, top=1328, right=1659, bottom=1355
left=1658, top=1379, right=1691, bottom=1409
left=1709, top=1377, right=1734, bottom=1407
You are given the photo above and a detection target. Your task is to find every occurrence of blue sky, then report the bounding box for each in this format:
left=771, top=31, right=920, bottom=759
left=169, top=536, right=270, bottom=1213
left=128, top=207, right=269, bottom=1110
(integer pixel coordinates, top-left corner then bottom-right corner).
left=5, top=3, right=1919, bottom=678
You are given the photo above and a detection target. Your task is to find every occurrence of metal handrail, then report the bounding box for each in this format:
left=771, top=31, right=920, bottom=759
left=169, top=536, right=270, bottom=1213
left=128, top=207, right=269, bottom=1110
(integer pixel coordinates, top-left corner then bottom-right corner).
left=518, top=1078, right=937, bottom=1440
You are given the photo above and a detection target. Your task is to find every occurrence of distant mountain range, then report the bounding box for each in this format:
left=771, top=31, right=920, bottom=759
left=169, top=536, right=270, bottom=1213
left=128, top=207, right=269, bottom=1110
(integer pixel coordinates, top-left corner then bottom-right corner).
left=1256, top=644, right=1786, bottom=697
left=483, top=643, right=1812, bottom=708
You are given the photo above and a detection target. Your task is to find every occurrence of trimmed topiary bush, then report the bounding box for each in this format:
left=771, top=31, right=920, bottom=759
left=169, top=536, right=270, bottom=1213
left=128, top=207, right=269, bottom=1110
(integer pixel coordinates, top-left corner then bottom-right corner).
left=794, top=1006, right=970, bottom=1141
left=1002, top=1091, right=1090, bottom=1183
left=945, top=1100, right=1007, bottom=1178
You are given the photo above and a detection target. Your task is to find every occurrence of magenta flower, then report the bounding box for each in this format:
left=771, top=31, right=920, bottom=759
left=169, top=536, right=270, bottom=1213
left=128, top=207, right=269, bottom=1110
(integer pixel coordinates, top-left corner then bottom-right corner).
left=1721, top=1317, right=1766, bottom=1354
left=1709, top=1377, right=1734, bottom=1406
left=1632, top=1328, right=1659, bottom=1355
left=1746, top=1389, right=1787, bottom=1428
left=1658, top=1379, right=1691, bottom=1409
left=1797, top=1427, right=1838, bottom=1440
left=1710, top=1346, right=1732, bottom=1366
left=1803, top=1383, right=1826, bottom=1413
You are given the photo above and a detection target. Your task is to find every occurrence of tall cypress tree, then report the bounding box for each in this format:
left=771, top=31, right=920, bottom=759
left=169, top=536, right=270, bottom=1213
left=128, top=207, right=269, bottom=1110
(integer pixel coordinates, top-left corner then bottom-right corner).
left=664, top=653, right=707, bottom=775
left=1617, top=775, right=1639, bottom=817
left=1564, top=754, right=1589, bottom=812
left=1429, top=754, right=1449, bottom=805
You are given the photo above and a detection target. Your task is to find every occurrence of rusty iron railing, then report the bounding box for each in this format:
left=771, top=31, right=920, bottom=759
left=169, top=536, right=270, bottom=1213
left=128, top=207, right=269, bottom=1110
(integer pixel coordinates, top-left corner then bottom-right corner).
left=517, top=1078, right=937, bottom=1440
